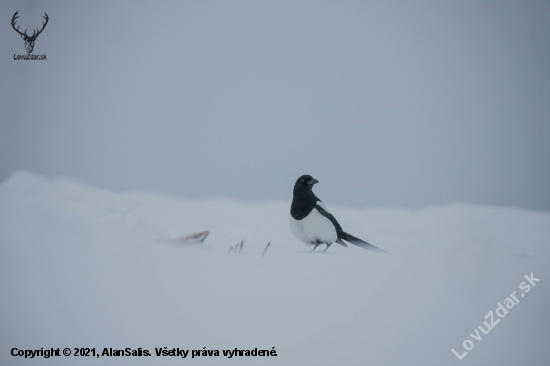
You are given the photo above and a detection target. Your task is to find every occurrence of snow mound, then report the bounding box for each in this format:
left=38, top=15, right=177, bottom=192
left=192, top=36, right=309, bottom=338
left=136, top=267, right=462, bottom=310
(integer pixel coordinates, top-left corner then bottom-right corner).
left=1, top=171, right=549, bottom=365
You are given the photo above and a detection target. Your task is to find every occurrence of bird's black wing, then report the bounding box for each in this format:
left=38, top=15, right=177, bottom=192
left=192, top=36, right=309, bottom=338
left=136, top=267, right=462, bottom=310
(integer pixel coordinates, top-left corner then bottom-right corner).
left=314, top=203, right=344, bottom=237
left=315, top=202, right=386, bottom=253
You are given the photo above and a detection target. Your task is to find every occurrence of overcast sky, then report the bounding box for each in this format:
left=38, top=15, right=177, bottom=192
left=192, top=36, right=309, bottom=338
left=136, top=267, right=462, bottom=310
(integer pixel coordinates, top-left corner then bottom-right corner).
left=1, top=0, right=549, bottom=211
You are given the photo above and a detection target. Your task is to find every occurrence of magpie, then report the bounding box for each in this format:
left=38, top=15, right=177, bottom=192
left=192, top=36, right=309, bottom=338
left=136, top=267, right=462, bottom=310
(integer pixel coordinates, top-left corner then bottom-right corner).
left=289, top=175, right=386, bottom=253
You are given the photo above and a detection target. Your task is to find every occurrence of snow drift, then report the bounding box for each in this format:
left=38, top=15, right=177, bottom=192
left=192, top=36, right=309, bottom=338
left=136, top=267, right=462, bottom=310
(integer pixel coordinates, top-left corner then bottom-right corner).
left=1, top=171, right=549, bottom=365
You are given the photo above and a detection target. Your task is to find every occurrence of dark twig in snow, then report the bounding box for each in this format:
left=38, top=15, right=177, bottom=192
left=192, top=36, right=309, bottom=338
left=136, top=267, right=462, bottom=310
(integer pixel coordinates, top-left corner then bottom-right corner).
left=229, top=240, right=244, bottom=255
left=261, top=242, right=271, bottom=258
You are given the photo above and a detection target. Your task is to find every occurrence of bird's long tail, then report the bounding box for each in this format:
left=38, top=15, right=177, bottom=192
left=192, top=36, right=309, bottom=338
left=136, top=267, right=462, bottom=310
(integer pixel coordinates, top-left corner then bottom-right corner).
left=341, top=232, right=387, bottom=253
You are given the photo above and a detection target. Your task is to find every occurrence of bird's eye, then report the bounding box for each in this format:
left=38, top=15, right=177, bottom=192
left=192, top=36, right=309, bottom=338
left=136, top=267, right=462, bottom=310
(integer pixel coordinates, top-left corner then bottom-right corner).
left=301, top=179, right=306, bottom=183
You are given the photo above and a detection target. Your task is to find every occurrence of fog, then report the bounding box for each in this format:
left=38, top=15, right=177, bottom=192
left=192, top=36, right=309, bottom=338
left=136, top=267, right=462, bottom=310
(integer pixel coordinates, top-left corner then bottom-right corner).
left=1, top=0, right=549, bottom=210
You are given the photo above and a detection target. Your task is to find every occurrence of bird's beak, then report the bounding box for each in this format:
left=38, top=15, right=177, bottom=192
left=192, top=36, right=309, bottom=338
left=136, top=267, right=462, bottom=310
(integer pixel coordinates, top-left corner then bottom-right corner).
left=308, top=179, right=319, bottom=186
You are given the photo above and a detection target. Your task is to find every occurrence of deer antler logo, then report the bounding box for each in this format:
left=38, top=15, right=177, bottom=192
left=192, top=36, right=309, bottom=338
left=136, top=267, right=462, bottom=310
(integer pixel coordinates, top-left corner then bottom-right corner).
left=12, top=10, right=49, bottom=54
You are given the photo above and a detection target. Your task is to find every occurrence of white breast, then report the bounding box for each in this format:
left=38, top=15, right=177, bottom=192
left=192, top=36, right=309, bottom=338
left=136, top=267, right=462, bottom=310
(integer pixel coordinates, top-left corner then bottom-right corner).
left=289, top=205, right=338, bottom=246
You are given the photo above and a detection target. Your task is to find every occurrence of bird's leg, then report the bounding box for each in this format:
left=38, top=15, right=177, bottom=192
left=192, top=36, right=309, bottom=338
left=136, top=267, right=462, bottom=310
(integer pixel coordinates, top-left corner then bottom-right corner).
left=311, top=244, right=320, bottom=252
left=323, top=243, right=332, bottom=252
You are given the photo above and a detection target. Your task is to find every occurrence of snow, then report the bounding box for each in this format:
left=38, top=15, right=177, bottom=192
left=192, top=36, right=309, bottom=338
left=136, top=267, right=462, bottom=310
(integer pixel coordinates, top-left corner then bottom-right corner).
left=1, top=171, right=549, bottom=365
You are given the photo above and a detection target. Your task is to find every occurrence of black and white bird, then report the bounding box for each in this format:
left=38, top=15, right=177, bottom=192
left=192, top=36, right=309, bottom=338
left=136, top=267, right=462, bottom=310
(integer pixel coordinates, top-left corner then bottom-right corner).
left=289, top=175, right=386, bottom=253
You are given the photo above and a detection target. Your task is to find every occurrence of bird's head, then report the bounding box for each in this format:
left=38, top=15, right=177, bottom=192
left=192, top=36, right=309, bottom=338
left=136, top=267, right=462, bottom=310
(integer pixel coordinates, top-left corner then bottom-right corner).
left=294, top=174, right=319, bottom=195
